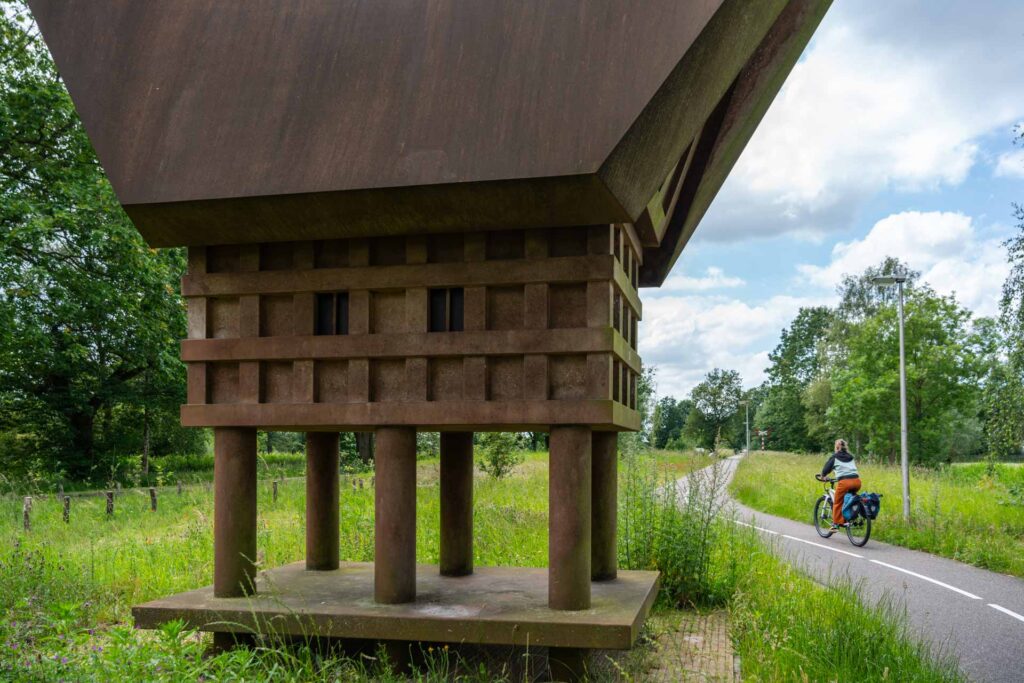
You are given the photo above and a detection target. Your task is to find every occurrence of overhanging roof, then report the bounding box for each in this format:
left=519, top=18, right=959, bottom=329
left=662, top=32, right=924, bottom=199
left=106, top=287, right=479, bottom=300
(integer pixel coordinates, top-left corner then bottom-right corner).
left=29, top=0, right=830, bottom=286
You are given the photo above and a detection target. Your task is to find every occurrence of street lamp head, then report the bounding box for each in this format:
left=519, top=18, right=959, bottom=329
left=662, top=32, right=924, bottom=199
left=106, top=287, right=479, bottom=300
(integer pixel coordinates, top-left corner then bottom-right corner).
left=871, top=271, right=909, bottom=286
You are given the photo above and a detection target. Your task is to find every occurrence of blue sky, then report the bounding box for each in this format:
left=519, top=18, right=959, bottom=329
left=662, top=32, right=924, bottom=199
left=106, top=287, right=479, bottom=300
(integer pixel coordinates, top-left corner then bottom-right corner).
left=640, top=0, right=1024, bottom=399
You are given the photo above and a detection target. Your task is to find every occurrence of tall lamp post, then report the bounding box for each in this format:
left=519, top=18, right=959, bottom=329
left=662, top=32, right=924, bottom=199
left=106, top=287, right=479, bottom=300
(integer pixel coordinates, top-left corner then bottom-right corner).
left=739, top=400, right=750, bottom=456
left=871, top=272, right=911, bottom=522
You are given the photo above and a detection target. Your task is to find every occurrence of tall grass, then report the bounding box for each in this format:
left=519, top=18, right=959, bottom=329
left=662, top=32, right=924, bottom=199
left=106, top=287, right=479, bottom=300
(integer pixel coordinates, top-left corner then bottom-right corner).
left=620, top=451, right=963, bottom=681
left=731, top=538, right=965, bottom=682
left=731, top=451, right=1024, bottom=577
left=0, top=449, right=963, bottom=681
left=619, top=452, right=739, bottom=607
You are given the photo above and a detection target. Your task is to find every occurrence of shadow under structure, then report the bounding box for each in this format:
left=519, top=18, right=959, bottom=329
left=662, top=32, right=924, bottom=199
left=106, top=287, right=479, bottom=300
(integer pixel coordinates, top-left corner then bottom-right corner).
left=28, top=0, right=831, bottom=678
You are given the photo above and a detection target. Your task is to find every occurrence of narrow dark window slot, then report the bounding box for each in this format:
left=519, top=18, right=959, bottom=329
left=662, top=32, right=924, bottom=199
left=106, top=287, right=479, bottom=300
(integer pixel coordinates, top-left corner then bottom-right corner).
left=336, top=292, right=349, bottom=335
left=428, top=288, right=448, bottom=332
left=448, top=287, right=464, bottom=331
left=315, top=293, right=335, bottom=335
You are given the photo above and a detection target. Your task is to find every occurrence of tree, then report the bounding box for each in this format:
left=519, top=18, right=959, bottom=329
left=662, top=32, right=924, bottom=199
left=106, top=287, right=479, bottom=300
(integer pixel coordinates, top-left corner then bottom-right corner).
left=1000, top=200, right=1024, bottom=371
left=982, top=363, right=1024, bottom=465
left=476, top=432, right=524, bottom=479
left=754, top=384, right=811, bottom=452
left=651, top=397, right=692, bottom=449
left=767, top=307, right=833, bottom=387
left=992, top=175, right=1024, bottom=459
left=685, top=369, right=742, bottom=448
left=827, top=288, right=984, bottom=465
left=758, top=306, right=833, bottom=451
left=0, top=4, right=196, bottom=481
left=835, top=257, right=920, bottom=324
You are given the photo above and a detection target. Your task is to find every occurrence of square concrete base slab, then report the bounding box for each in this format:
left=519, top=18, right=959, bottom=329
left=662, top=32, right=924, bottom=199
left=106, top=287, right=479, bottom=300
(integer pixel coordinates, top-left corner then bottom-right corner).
left=133, top=562, right=660, bottom=650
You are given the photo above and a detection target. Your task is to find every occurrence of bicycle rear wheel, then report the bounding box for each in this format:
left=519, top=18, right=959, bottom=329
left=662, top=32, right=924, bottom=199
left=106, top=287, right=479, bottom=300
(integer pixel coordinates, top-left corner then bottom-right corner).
left=846, top=501, right=871, bottom=547
left=813, top=495, right=833, bottom=538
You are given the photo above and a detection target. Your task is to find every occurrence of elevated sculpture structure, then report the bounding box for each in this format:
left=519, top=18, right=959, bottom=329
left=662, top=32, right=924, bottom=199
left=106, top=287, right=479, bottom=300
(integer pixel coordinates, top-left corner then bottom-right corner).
left=30, top=0, right=830, bottom=678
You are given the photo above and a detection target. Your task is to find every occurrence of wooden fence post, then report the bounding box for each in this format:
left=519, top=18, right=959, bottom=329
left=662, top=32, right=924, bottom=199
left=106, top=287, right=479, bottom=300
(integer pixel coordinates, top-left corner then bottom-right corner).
left=272, top=480, right=279, bottom=503
left=177, top=481, right=183, bottom=495
left=105, top=491, right=114, bottom=516
left=22, top=496, right=31, bottom=532
left=149, top=487, right=158, bottom=512
left=57, top=483, right=64, bottom=502
left=62, top=496, right=70, bottom=523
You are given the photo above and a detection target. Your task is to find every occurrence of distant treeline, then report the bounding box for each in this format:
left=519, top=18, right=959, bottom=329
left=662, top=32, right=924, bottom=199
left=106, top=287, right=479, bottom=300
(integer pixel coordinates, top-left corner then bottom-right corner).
left=651, top=247, right=1024, bottom=466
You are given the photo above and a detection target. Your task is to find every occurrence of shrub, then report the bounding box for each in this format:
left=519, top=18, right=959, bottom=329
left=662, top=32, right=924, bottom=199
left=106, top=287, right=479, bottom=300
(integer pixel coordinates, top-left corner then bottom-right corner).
left=476, top=432, right=524, bottom=479
left=619, top=452, right=737, bottom=607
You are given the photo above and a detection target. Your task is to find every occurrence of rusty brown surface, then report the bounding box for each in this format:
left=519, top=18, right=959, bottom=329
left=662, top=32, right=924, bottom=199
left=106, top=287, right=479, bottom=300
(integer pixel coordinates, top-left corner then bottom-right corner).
left=28, top=2, right=719, bottom=205
left=133, top=562, right=660, bottom=650
left=213, top=427, right=257, bottom=598
left=591, top=432, right=618, bottom=582
left=179, top=400, right=638, bottom=433
left=374, top=427, right=417, bottom=604
left=305, top=432, right=340, bottom=571
left=549, top=426, right=592, bottom=611
left=638, top=0, right=834, bottom=286
left=439, top=432, right=474, bottom=577
left=28, top=1, right=829, bottom=285
left=177, top=227, right=642, bottom=432
left=180, top=329, right=640, bottom=371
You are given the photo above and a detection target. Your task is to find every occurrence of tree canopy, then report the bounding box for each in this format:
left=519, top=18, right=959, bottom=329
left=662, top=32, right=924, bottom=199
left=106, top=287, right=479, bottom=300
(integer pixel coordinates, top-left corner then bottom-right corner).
left=685, top=368, right=743, bottom=448
left=0, top=4, right=200, bottom=483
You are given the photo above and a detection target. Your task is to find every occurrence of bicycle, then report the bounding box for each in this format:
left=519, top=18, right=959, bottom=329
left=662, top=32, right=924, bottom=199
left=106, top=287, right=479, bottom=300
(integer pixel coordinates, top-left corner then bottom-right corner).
left=813, top=475, right=871, bottom=547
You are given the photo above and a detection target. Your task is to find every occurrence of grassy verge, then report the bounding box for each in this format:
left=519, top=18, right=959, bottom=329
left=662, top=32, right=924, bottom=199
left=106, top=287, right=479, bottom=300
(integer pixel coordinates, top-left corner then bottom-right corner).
left=730, top=451, right=1024, bottom=578
left=731, top=537, right=964, bottom=682
left=0, top=449, right=963, bottom=681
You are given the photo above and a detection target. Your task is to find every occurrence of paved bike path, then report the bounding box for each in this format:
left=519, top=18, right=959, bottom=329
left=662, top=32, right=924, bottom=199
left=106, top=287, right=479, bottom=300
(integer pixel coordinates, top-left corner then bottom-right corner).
left=694, top=456, right=1024, bottom=683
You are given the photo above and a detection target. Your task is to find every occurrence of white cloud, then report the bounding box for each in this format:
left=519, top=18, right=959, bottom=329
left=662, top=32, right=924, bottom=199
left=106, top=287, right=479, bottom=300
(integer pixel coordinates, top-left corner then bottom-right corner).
left=995, top=149, right=1024, bottom=179
left=797, top=210, right=1008, bottom=316
left=697, top=2, right=1024, bottom=242
left=641, top=209, right=1010, bottom=399
left=659, top=266, right=744, bottom=292
left=638, top=293, right=828, bottom=398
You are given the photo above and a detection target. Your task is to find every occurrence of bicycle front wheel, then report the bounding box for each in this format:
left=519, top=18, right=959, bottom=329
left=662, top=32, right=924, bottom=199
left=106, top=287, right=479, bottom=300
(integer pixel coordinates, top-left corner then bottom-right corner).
left=846, top=501, right=871, bottom=547
left=813, top=495, right=833, bottom=538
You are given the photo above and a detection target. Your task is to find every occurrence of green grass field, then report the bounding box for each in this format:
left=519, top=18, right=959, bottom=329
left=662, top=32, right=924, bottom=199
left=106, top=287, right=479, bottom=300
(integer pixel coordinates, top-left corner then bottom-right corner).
left=0, top=449, right=964, bottom=681
left=731, top=451, right=1024, bottom=578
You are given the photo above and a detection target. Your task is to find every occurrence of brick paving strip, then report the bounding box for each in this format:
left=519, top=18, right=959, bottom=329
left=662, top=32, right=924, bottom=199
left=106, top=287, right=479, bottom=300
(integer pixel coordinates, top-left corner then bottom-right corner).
left=643, top=610, right=737, bottom=682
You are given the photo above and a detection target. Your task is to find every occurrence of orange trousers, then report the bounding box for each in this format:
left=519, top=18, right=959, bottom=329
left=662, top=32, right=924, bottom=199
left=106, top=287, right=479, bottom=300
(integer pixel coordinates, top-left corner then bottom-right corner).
left=833, top=478, right=862, bottom=524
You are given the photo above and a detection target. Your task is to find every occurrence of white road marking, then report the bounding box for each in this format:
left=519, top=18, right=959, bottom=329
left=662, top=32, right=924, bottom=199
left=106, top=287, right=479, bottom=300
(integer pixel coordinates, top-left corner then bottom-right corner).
left=733, top=519, right=778, bottom=535
left=781, top=533, right=864, bottom=559
left=870, top=560, right=981, bottom=600
left=988, top=603, right=1024, bottom=624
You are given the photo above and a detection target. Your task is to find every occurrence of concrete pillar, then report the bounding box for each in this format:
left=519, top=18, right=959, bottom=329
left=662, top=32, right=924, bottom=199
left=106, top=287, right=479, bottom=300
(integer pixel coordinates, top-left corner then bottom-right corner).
left=214, top=427, right=258, bottom=598
left=306, top=432, right=340, bottom=570
left=440, top=432, right=474, bottom=576
left=591, top=431, right=617, bottom=581
left=374, top=426, right=417, bottom=604
left=548, top=425, right=591, bottom=610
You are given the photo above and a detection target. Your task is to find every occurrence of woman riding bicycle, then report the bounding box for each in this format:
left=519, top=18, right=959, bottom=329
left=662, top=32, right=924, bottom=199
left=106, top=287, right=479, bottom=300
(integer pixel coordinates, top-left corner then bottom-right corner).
left=816, top=439, right=861, bottom=530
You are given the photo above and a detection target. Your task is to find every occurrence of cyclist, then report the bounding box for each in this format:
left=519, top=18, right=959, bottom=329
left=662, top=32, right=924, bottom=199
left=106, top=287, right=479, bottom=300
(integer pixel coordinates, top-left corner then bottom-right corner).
left=815, top=439, right=861, bottom=530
